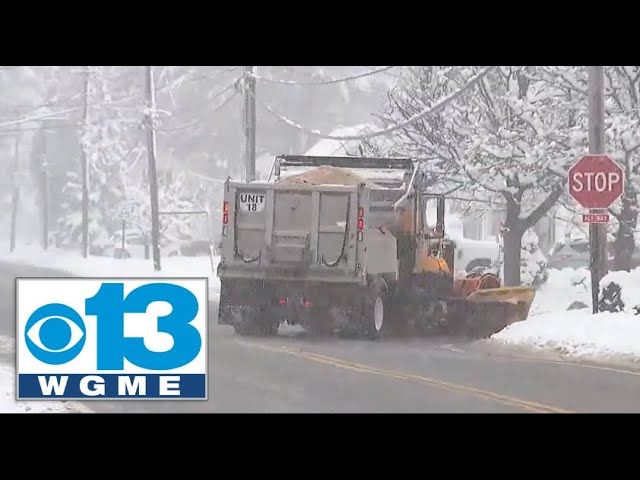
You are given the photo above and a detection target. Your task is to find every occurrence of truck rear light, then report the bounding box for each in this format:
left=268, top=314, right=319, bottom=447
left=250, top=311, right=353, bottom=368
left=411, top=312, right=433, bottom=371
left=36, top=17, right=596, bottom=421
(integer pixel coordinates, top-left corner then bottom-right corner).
left=303, top=299, right=312, bottom=307
left=222, top=225, right=228, bottom=237
left=223, top=201, right=229, bottom=213
left=357, top=218, right=364, bottom=230
left=357, top=231, right=363, bottom=242
left=223, top=213, right=229, bottom=225
left=278, top=297, right=287, bottom=306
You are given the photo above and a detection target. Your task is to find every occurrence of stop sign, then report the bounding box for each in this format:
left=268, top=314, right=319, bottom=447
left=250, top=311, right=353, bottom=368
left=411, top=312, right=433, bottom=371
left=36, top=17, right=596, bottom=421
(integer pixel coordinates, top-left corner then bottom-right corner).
left=568, top=154, right=624, bottom=209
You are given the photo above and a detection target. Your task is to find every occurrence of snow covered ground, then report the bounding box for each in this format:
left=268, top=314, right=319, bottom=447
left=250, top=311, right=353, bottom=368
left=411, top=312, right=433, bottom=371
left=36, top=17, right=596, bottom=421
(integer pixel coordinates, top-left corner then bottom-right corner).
left=488, top=267, right=640, bottom=364
left=490, top=310, right=640, bottom=361
left=0, top=364, right=89, bottom=413
left=0, top=243, right=221, bottom=300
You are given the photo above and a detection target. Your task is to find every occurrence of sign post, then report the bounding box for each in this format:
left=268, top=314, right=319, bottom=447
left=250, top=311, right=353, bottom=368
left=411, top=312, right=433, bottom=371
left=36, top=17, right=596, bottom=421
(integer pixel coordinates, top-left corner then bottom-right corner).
left=117, top=203, right=133, bottom=260
left=568, top=153, right=624, bottom=313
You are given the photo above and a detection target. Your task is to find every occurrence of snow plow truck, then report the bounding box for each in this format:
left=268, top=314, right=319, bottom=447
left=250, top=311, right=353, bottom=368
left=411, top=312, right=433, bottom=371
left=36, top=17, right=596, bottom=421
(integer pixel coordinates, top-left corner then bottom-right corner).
left=216, top=155, right=535, bottom=339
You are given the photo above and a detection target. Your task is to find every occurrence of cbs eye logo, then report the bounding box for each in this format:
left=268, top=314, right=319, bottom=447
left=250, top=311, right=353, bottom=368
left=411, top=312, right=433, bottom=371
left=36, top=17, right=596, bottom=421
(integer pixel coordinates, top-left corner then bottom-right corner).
left=24, top=303, right=86, bottom=365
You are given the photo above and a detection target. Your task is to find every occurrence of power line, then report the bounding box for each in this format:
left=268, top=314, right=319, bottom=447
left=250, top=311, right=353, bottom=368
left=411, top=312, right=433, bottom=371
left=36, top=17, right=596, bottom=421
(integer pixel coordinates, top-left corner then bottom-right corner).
left=0, top=107, right=82, bottom=129
left=0, top=87, right=240, bottom=134
left=250, top=66, right=496, bottom=141
left=157, top=91, right=239, bottom=133
left=0, top=68, right=242, bottom=122
left=187, top=170, right=228, bottom=184
left=255, top=66, right=398, bottom=86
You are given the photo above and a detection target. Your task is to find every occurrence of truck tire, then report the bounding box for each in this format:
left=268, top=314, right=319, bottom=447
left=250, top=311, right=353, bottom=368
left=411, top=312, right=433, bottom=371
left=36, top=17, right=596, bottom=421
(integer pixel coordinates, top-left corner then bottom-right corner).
left=364, top=280, right=388, bottom=340
left=232, top=307, right=280, bottom=337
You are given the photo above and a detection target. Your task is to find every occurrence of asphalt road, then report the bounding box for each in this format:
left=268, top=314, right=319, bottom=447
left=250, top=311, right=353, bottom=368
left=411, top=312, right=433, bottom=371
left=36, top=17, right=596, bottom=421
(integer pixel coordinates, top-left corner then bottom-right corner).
left=4, top=260, right=640, bottom=413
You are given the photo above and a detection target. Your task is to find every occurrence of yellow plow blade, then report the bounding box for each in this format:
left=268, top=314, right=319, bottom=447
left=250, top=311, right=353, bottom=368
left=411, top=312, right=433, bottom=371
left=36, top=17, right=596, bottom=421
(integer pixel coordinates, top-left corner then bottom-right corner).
left=467, top=286, right=536, bottom=307
left=449, top=287, right=537, bottom=338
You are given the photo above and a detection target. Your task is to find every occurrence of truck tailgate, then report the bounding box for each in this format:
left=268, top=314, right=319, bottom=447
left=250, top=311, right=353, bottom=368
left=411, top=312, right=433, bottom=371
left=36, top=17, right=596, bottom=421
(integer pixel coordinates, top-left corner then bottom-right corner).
left=222, top=182, right=362, bottom=278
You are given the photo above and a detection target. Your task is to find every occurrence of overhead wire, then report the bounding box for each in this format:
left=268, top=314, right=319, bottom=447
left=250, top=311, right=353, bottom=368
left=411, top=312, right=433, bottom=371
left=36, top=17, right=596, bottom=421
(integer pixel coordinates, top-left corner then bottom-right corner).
left=0, top=69, right=243, bottom=129
left=249, top=66, right=496, bottom=141
left=255, top=66, right=398, bottom=86
left=157, top=90, right=239, bottom=133
left=0, top=107, right=82, bottom=129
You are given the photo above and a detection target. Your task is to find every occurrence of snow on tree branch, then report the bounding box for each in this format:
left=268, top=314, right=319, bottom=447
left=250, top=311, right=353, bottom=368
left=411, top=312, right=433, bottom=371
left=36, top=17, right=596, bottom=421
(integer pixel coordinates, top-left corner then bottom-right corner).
left=373, top=66, right=590, bottom=221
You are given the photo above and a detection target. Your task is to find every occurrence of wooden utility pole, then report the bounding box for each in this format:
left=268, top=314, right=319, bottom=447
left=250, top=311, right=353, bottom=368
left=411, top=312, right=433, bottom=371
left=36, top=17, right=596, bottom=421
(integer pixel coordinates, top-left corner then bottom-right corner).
left=41, top=153, right=49, bottom=250
left=588, top=65, right=609, bottom=314
left=243, top=66, right=256, bottom=182
left=38, top=122, right=50, bottom=251
left=80, top=66, right=91, bottom=258
left=9, top=133, right=22, bottom=252
left=145, top=65, right=162, bottom=271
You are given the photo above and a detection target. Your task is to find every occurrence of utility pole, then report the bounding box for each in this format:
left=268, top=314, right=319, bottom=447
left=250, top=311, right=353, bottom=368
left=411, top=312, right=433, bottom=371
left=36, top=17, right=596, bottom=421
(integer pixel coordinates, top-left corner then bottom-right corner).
left=9, top=133, right=22, bottom=253
left=588, top=65, right=608, bottom=314
left=40, top=123, right=49, bottom=251
left=41, top=153, right=49, bottom=250
left=80, top=66, right=90, bottom=258
left=145, top=65, right=161, bottom=271
left=243, top=66, right=256, bottom=182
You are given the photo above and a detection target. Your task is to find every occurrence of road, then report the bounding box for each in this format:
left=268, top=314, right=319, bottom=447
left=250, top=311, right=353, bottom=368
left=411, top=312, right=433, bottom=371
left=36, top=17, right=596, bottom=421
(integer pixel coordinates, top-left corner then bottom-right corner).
left=4, top=261, right=640, bottom=413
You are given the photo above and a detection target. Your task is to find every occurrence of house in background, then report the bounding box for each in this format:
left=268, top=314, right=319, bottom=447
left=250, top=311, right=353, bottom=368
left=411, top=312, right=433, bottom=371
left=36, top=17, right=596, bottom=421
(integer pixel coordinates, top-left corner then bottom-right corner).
left=455, top=202, right=568, bottom=256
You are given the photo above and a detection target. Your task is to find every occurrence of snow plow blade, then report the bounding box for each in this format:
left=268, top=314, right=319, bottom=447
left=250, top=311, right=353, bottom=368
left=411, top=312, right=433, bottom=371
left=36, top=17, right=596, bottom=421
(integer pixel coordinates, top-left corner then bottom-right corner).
left=447, top=285, right=536, bottom=339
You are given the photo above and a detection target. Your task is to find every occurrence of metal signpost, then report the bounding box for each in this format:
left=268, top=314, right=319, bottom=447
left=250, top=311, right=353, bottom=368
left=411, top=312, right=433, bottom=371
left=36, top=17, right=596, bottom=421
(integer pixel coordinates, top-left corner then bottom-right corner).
left=118, top=204, right=133, bottom=259
left=568, top=154, right=624, bottom=312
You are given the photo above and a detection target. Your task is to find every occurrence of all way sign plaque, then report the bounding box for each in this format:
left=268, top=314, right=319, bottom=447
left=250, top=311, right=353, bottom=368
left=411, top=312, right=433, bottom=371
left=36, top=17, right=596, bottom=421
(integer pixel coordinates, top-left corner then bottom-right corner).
left=582, top=213, right=610, bottom=224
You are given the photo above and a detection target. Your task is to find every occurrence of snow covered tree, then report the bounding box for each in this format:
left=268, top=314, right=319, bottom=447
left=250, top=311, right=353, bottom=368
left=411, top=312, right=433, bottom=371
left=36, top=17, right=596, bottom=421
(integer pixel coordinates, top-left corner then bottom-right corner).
left=58, top=66, right=145, bottom=248
left=0, top=66, right=81, bottom=246
left=519, top=229, right=549, bottom=287
left=603, top=66, right=640, bottom=271
left=123, top=167, right=209, bottom=249
left=369, top=66, right=589, bottom=286
left=549, top=67, right=640, bottom=273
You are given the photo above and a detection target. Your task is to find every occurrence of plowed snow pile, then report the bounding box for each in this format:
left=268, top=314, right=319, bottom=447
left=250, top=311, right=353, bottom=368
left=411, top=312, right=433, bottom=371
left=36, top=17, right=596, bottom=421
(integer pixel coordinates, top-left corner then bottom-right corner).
left=489, top=267, right=640, bottom=363
left=490, top=310, right=640, bottom=360
left=0, top=365, right=83, bottom=413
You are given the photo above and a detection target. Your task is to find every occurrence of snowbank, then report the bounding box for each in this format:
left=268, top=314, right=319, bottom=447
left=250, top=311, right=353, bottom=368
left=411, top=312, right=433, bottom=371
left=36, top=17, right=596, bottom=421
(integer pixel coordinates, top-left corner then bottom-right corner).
left=0, top=364, right=83, bottom=413
left=490, top=310, right=640, bottom=361
left=599, top=269, right=640, bottom=312
left=528, top=267, right=591, bottom=315
left=0, top=244, right=221, bottom=300
left=490, top=266, right=640, bottom=363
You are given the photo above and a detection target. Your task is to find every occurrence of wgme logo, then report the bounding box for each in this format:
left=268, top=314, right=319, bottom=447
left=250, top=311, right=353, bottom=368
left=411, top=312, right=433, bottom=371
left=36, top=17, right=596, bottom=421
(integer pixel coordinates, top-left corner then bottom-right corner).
left=16, top=278, right=208, bottom=400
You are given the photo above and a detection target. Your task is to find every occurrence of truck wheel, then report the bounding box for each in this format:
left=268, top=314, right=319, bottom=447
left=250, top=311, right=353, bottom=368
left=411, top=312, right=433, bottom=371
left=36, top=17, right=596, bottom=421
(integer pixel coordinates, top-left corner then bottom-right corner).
left=364, top=282, right=388, bottom=340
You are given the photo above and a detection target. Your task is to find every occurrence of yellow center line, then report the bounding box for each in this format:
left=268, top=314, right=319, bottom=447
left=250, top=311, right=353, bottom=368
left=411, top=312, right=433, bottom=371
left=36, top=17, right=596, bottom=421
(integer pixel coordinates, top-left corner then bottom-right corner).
left=241, top=341, right=572, bottom=414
